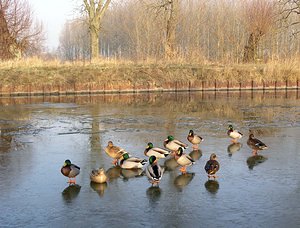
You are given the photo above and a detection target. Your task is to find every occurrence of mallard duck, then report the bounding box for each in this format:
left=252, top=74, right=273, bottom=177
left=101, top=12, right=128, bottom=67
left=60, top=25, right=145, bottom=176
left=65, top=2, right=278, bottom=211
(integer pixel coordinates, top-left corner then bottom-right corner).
left=187, top=130, right=203, bottom=150
left=204, top=153, right=220, bottom=179
left=174, top=147, right=195, bottom=174
left=119, top=153, right=147, bottom=169
left=105, top=141, right=127, bottom=165
left=61, top=159, right=80, bottom=184
left=144, top=142, right=170, bottom=159
left=90, top=167, right=108, bottom=184
left=247, top=133, right=268, bottom=156
left=164, top=135, right=188, bottom=154
left=146, top=156, right=164, bottom=185
left=227, top=125, right=243, bottom=143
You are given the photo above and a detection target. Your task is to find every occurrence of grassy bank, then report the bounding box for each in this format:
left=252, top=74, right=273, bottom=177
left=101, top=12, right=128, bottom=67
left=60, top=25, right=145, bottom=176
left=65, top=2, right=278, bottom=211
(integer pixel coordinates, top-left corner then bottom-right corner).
left=0, top=58, right=299, bottom=91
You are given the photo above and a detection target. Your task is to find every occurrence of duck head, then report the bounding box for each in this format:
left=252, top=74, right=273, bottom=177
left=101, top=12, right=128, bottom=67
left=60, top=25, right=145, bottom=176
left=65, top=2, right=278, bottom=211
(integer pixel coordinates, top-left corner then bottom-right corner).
left=107, top=141, right=114, bottom=148
left=122, top=153, right=130, bottom=160
left=147, top=142, right=154, bottom=149
left=177, top=147, right=184, bottom=156
left=188, top=130, right=194, bottom=137
left=249, top=133, right=255, bottom=139
left=228, top=125, right=233, bottom=130
left=167, top=135, right=174, bottom=141
left=98, top=168, right=105, bottom=174
left=149, top=155, right=157, bottom=165
left=210, top=153, right=217, bottom=160
left=63, top=159, right=72, bottom=167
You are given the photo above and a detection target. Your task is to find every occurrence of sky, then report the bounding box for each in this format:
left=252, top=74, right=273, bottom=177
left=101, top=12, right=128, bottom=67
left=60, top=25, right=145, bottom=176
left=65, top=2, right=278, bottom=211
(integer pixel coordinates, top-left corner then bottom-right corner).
left=28, top=0, right=79, bottom=50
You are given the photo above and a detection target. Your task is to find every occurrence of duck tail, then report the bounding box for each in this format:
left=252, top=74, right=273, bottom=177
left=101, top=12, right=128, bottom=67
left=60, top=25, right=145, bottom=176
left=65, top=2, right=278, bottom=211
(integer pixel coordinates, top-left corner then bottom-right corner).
left=141, top=159, right=147, bottom=165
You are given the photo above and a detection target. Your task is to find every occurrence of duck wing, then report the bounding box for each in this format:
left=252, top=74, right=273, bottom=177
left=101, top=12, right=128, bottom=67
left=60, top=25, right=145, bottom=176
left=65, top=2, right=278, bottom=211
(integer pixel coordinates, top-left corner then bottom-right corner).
left=173, top=139, right=188, bottom=149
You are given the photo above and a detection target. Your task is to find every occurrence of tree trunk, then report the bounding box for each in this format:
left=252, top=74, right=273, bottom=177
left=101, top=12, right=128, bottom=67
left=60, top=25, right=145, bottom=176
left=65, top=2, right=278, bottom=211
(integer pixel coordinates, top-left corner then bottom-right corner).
left=83, top=0, right=111, bottom=62
left=0, top=10, right=14, bottom=59
left=90, top=26, right=100, bottom=60
left=165, top=0, right=179, bottom=60
left=243, top=31, right=262, bottom=62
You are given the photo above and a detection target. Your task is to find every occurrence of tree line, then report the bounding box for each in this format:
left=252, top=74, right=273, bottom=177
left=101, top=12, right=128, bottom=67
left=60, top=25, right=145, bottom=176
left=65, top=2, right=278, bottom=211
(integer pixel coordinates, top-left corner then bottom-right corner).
left=1, top=0, right=300, bottom=63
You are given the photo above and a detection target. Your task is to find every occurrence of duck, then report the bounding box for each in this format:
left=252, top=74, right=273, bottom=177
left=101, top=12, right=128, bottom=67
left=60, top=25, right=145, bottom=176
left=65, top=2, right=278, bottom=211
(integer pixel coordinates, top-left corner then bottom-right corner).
left=144, top=142, right=170, bottom=159
left=187, top=129, right=204, bottom=150
left=105, top=141, right=127, bottom=165
left=119, top=153, right=147, bottom=169
left=174, top=147, right=195, bottom=174
left=204, top=153, right=220, bottom=179
left=90, top=167, right=108, bottom=184
left=247, top=133, right=268, bottom=156
left=227, top=125, right=243, bottom=143
left=61, top=159, right=80, bottom=184
left=146, top=156, right=164, bottom=185
left=164, top=135, right=188, bottom=154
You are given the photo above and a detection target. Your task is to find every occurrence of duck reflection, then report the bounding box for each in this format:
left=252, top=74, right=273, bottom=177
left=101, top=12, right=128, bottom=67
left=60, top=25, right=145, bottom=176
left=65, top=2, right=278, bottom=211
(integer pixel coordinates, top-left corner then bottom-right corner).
left=62, top=184, right=81, bottom=203
left=164, top=157, right=179, bottom=171
left=106, top=165, right=122, bottom=181
left=189, top=149, right=202, bottom=161
left=90, top=182, right=108, bottom=197
left=227, top=143, right=242, bottom=157
left=174, top=172, right=195, bottom=190
left=204, top=180, right=219, bottom=194
left=247, top=155, right=267, bottom=169
left=146, top=186, right=162, bottom=203
left=121, top=168, right=144, bottom=181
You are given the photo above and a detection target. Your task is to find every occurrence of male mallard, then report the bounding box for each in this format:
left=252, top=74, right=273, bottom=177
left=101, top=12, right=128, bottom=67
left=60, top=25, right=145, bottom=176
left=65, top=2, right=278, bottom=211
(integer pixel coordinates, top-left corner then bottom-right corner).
left=105, top=141, right=127, bottom=165
left=144, top=142, right=170, bottom=159
left=119, top=153, right=147, bottom=169
left=146, top=156, right=164, bottom=185
left=164, top=135, right=188, bottom=154
left=204, top=153, right=220, bottom=179
left=247, top=133, right=268, bottom=156
left=187, top=130, right=204, bottom=150
left=90, top=167, right=108, bottom=184
left=227, top=125, right=243, bottom=143
left=61, top=159, right=80, bottom=184
left=174, top=147, right=195, bottom=174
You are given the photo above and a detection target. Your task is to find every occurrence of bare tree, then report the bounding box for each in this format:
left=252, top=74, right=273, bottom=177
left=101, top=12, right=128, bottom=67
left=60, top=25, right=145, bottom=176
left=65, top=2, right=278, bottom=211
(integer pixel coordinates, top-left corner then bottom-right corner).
left=279, top=0, right=300, bottom=35
left=0, top=0, right=43, bottom=60
left=243, top=0, right=276, bottom=62
left=59, top=19, right=90, bottom=61
left=82, top=0, right=111, bottom=61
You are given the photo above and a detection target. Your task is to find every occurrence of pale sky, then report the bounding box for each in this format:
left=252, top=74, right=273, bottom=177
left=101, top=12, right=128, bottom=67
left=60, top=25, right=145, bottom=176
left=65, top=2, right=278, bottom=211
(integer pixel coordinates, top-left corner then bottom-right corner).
left=28, top=0, right=79, bottom=50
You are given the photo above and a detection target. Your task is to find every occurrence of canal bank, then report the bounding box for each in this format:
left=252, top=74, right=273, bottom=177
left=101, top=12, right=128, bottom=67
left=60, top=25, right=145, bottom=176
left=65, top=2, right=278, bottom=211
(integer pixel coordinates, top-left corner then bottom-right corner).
left=0, top=62, right=299, bottom=96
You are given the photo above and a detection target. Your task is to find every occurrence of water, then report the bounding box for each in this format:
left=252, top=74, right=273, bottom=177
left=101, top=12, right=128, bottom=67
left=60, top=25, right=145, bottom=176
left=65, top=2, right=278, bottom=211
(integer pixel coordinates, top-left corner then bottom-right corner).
left=0, top=90, right=299, bottom=227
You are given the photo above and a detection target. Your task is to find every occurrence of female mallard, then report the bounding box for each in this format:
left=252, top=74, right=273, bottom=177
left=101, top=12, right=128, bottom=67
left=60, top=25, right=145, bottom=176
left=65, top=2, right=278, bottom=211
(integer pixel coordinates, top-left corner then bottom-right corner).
left=120, top=153, right=147, bottom=169
left=146, top=156, right=164, bottom=185
left=105, top=141, right=127, bottom=165
left=204, top=153, right=220, bottom=179
left=61, top=159, right=80, bottom=184
left=227, top=125, right=243, bottom=143
left=187, top=130, right=204, bottom=150
left=247, top=133, right=268, bottom=156
left=144, top=142, right=170, bottom=159
left=164, top=135, right=188, bottom=154
left=90, top=167, right=108, bottom=184
left=174, top=147, right=195, bottom=174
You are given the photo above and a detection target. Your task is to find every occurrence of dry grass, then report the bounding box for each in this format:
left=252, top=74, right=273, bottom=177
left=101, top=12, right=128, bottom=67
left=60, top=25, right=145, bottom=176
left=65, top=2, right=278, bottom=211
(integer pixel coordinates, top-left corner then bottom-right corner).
left=0, top=57, right=299, bottom=86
